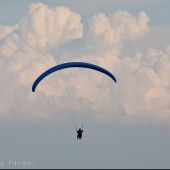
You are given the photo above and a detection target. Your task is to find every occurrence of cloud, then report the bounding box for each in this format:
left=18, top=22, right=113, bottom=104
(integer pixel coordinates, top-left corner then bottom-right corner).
left=88, top=11, right=149, bottom=43
left=84, top=10, right=149, bottom=72
left=0, top=2, right=169, bottom=125
left=0, top=2, right=83, bottom=119
left=115, top=46, right=170, bottom=124
left=0, top=25, right=18, bottom=40
left=76, top=10, right=169, bottom=124
left=18, top=3, right=83, bottom=50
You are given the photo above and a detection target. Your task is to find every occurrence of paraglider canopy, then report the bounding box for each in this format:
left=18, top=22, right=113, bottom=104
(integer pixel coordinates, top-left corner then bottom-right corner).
left=32, top=62, right=117, bottom=92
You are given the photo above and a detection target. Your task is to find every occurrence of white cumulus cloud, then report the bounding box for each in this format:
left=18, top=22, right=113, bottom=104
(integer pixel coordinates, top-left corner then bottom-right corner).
left=18, top=3, right=83, bottom=50
left=0, top=2, right=83, bottom=120
left=0, top=3, right=169, bottom=125
left=0, top=25, right=18, bottom=40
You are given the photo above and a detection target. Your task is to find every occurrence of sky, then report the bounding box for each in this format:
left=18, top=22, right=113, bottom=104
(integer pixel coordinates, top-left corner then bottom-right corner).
left=0, top=0, right=170, bottom=169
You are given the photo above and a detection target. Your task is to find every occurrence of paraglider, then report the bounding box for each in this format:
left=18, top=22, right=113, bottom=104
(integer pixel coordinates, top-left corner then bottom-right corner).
left=76, top=128, right=83, bottom=140
left=32, top=62, right=117, bottom=92
left=32, top=61, right=117, bottom=139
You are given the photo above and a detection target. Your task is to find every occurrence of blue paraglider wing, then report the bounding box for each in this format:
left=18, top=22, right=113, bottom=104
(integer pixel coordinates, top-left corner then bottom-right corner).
left=32, top=62, right=117, bottom=92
